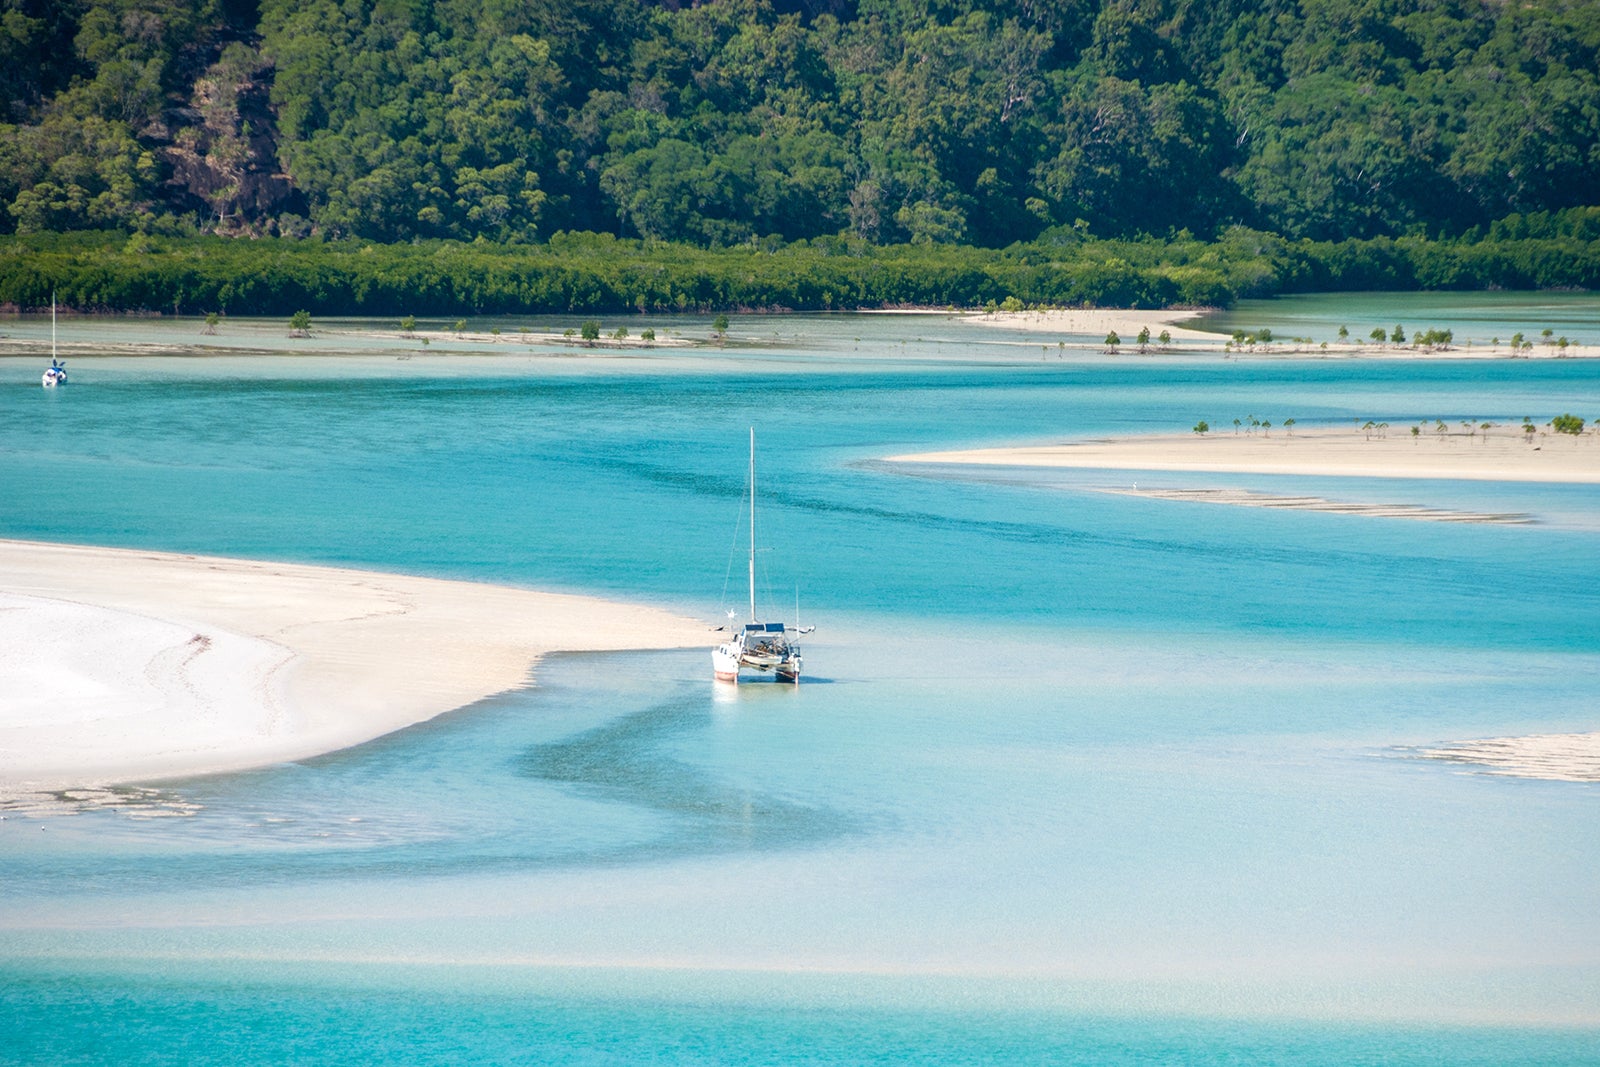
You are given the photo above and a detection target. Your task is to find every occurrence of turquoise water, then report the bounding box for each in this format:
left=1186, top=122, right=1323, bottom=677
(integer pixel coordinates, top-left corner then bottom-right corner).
left=2, top=301, right=1599, bottom=1062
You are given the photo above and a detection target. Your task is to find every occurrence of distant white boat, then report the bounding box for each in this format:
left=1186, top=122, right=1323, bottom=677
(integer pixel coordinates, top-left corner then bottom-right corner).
left=41, top=295, right=65, bottom=388
left=713, top=428, right=809, bottom=684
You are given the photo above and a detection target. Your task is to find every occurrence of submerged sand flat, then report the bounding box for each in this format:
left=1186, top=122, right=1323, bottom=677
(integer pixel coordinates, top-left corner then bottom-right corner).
left=890, top=424, right=1600, bottom=484
left=1097, top=486, right=1533, bottom=524
left=0, top=540, right=708, bottom=792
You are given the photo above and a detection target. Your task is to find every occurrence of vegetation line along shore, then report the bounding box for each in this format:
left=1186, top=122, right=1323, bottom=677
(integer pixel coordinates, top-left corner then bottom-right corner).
left=4, top=221, right=1600, bottom=319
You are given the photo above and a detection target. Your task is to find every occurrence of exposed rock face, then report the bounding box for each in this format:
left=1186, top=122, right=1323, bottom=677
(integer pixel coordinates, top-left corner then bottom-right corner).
left=156, top=44, right=304, bottom=230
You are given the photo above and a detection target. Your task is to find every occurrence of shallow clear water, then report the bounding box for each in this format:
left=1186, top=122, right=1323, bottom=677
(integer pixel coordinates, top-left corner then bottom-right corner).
left=1194, top=290, right=1600, bottom=349
left=2, top=300, right=1599, bottom=1062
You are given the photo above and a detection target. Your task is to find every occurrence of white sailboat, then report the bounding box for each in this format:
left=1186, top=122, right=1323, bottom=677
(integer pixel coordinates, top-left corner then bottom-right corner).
left=713, top=428, right=808, bottom=684
left=41, top=294, right=66, bottom=388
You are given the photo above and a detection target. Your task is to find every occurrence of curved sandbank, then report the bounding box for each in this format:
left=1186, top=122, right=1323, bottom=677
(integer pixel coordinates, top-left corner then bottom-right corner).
left=889, top=424, right=1600, bottom=484
left=0, top=540, right=709, bottom=793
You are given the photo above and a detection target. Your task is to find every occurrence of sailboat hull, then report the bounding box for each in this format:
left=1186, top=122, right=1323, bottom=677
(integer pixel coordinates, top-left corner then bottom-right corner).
left=712, top=644, right=741, bottom=682
left=712, top=639, right=801, bottom=684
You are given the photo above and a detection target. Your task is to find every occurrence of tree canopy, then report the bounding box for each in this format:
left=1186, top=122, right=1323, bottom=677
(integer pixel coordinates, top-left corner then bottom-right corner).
left=0, top=0, right=1597, bottom=249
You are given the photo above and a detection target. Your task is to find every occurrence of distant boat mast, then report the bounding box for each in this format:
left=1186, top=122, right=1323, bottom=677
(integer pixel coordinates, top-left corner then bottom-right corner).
left=747, top=426, right=757, bottom=622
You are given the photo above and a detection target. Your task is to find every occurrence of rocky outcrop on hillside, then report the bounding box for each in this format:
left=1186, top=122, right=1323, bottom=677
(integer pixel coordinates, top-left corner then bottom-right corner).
left=154, top=42, right=303, bottom=232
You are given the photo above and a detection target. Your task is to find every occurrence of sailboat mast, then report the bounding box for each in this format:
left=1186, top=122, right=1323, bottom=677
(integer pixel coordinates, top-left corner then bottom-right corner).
left=747, top=427, right=757, bottom=621
left=51, top=291, right=56, bottom=359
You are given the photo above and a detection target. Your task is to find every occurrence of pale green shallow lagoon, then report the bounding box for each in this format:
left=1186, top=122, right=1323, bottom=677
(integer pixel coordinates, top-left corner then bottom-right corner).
left=2, top=296, right=1598, bottom=1063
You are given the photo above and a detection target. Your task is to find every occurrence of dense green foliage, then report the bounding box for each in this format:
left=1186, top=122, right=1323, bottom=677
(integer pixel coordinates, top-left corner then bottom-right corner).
left=5, top=215, right=1598, bottom=315
left=2, top=0, right=1598, bottom=248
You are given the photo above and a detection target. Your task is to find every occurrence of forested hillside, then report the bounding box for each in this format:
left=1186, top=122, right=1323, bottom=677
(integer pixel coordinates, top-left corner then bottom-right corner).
left=2, top=0, right=1597, bottom=249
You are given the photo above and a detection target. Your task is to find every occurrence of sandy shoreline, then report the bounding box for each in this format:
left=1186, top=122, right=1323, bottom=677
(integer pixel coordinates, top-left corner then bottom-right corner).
left=953, top=308, right=1597, bottom=358
left=0, top=540, right=709, bottom=793
left=949, top=307, right=1221, bottom=342
left=889, top=423, right=1600, bottom=484
left=6, top=306, right=1595, bottom=361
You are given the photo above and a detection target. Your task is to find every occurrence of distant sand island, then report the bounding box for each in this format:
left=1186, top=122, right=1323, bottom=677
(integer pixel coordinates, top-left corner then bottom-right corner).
left=890, top=421, right=1600, bottom=522
left=0, top=540, right=708, bottom=796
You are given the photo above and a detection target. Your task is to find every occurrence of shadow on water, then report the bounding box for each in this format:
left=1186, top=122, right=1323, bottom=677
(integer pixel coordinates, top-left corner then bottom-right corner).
left=0, top=668, right=862, bottom=895
left=516, top=682, right=859, bottom=859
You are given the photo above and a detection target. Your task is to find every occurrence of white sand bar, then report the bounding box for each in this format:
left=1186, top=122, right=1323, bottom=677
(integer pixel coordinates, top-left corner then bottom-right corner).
left=890, top=424, right=1600, bottom=483
left=954, top=307, right=1221, bottom=342
left=0, top=540, right=709, bottom=792
left=1418, top=732, right=1600, bottom=782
